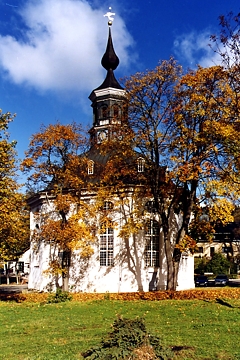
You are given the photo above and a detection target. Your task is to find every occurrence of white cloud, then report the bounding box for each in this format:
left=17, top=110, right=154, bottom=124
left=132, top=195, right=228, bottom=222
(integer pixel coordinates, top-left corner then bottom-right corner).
left=173, top=30, right=222, bottom=68
left=0, top=0, right=135, bottom=94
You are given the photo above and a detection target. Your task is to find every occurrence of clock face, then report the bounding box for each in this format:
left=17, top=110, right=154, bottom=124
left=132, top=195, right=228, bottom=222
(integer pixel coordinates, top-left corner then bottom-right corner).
left=113, top=131, right=123, bottom=141
left=97, top=129, right=108, bottom=143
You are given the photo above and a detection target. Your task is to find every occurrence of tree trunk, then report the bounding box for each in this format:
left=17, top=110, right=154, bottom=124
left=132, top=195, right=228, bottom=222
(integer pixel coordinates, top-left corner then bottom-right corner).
left=172, top=248, right=181, bottom=290
left=164, top=228, right=182, bottom=290
left=164, top=238, right=173, bottom=290
left=62, top=271, right=69, bottom=292
left=62, top=250, right=71, bottom=292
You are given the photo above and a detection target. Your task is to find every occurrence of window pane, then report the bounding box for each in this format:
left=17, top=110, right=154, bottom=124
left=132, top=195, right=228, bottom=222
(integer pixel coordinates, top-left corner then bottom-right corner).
left=100, top=252, right=106, bottom=266
left=107, top=227, right=114, bottom=234
left=137, top=157, right=145, bottom=172
left=108, top=251, right=114, bottom=266
left=100, top=236, right=107, bottom=250
left=152, top=239, right=159, bottom=251
left=103, top=201, right=113, bottom=211
left=108, top=236, right=114, bottom=249
left=88, top=161, right=94, bottom=175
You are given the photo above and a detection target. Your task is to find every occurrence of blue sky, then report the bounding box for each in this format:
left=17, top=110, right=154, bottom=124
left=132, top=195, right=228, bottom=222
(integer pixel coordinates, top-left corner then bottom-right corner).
left=0, top=0, right=239, bottom=185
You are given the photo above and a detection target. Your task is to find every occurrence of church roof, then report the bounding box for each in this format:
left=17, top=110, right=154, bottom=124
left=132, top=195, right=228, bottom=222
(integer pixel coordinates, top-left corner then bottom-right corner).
left=101, top=27, right=119, bottom=71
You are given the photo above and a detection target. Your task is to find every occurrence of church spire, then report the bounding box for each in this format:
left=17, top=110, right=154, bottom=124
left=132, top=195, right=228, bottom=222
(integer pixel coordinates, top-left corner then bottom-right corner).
left=88, top=8, right=126, bottom=144
left=101, top=27, right=119, bottom=71
left=94, top=9, right=123, bottom=91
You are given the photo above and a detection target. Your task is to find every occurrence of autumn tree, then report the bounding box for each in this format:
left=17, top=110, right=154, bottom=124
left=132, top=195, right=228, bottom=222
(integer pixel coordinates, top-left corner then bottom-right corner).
left=22, top=62, right=240, bottom=292
left=210, top=11, right=240, bottom=69
left=21, top=122, right=100, bottom=290
left=22, top=121, right=90, bottom=193
left=119, top=59, right=239, bottom=290
left=0, top=110, right=29, bottom=261
left=22, top=113, right=151, bottom=291
left=210, top=12, right=240, bottom=171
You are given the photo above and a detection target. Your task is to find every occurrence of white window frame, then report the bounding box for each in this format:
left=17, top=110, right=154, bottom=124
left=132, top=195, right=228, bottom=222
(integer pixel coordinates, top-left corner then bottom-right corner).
left=102, top=201, right=113, bottom=211
left=100, top=226, right=114, bottom=266
left=144, top=220, right=160, bottom=267
left=88, top=160, right=94, bottom=175
left=137, top=157, right=145, bottom=173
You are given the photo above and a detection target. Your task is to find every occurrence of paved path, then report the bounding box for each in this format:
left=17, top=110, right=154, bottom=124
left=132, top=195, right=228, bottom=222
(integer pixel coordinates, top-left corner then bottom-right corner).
left=0, top=284, right=28, bottom=294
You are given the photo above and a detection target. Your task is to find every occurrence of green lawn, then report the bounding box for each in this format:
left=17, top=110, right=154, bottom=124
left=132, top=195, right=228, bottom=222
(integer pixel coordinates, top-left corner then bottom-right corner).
left=0, top=298, right=240, bottom=359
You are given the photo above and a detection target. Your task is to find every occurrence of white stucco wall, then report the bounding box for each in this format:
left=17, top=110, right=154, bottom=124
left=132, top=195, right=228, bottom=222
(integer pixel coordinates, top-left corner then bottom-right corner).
left=177, top=253, right=195, bottom=290
left=27, top=194, right=195, bottom=293
left=28, top=234, right=194, bottom=293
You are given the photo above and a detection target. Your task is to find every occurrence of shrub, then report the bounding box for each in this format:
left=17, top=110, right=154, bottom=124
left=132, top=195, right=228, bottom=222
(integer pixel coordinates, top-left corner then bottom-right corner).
left=206, top=253, right=231, bottom=275
left=82, top=316, right=173, bottom=359
left=195, top=252, right=231, bottom=275
left=47, top=288, right=72, bottom=304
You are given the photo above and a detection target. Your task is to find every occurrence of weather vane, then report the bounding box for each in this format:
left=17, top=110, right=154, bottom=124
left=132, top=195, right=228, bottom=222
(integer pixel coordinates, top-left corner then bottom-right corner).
left=104, top=7, right=115, bottom=26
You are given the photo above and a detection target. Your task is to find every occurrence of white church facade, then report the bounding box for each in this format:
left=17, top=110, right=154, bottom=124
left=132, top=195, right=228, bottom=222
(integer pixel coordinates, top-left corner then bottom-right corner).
left=27, top=20, right=195, bottom=293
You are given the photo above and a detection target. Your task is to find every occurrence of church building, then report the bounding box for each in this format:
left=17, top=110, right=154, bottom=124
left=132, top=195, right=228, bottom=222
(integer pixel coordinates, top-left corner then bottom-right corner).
left=27, top=17, right=194, bottom=293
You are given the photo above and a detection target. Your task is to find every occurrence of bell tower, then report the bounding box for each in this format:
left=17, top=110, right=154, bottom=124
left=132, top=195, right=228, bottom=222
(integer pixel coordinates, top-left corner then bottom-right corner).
left=89, top=10, right=126, bottom=145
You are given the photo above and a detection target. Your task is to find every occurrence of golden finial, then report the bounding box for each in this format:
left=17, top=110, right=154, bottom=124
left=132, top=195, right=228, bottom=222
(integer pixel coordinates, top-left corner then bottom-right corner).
left=104, top=7, right=115, bottom=26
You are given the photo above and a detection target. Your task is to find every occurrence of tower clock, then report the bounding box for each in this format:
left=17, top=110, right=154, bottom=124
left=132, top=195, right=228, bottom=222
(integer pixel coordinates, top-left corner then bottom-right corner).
left=97, top=129, right=108, bottom=143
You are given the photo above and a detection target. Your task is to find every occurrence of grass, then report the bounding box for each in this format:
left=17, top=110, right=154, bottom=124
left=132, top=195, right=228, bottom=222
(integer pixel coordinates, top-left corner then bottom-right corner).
left=1, top=297, right=240, bottom=359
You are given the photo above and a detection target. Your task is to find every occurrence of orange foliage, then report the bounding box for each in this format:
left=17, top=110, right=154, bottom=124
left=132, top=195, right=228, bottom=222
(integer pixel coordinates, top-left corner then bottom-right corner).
left=0, top=110, right=30, bottom=260
left=175, top=234, right=198, bottom=254
left=21, top=121, right=87, bottom=191
left=123, top=60, right=240, bottom=290
left=2, top=288, right=240, bottom=303
left=21, top=57, right=240, bottom=293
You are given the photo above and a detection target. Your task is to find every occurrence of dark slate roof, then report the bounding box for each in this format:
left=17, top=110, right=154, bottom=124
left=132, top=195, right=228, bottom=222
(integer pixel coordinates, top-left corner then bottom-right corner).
left=85, top=146, right=111, bottom=166
left=93, top=27, right=123, bottom=91
left=83, top=145, right=145, bottom=186
left=101, top=27, right=119, bottom=71
left=95, top=69, right=123, bottom=91
left=214, top=222, right=240, bottom=241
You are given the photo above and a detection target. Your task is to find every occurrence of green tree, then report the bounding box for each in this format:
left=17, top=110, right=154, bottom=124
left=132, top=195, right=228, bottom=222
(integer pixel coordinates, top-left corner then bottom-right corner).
left=195, top=254, right=231, bottom=275
left=206, top=253, right=231, bottom=275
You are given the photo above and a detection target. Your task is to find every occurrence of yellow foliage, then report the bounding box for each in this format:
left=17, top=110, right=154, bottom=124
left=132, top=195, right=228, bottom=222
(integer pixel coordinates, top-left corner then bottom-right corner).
left=43, top=259, right=62, bottom=277
left=208, top=198, right=234, bottom=225
left=20, top=58, right=240, bottom=290
left=175, top=234, right=198, bottom=254
left=3, top=288, right=240, bottom=303
left=0, top=110, right=30, bottom=261
left=21, top=121, right=87, bottom=192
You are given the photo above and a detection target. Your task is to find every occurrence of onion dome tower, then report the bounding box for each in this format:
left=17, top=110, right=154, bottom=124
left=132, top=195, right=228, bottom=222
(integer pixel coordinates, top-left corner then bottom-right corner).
left=89, top=11, right=126, bottom=145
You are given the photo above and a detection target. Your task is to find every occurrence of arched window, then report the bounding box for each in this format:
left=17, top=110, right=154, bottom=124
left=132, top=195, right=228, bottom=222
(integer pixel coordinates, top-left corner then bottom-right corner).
left=113, top=104, right=119, bottom=118
left=102, top=201, right=113, bottom=211
left=100, top=223, right=114, bottom=266
left=101, top=105, right=109, bottom=118
left=93, top=107, right=97, bottom=125
left=144, top=220, right=160, bottom=267
left=137, top=157, right=145, bottom=173
left=88, top=160, right=94, bottom=175
left=145, top=201, right=158, bottom=213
